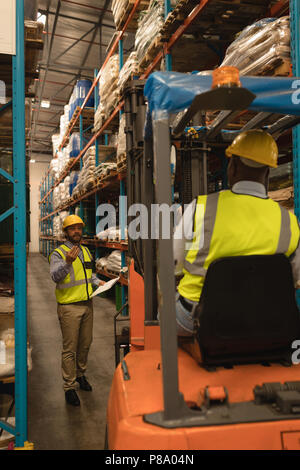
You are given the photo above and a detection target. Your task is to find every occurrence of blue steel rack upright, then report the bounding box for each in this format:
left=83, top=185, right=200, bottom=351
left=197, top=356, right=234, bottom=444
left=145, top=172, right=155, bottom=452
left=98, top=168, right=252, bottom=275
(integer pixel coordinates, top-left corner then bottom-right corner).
left=291, top=0, right=300, bottom=307
left=0, top=0, right=29, bottom=448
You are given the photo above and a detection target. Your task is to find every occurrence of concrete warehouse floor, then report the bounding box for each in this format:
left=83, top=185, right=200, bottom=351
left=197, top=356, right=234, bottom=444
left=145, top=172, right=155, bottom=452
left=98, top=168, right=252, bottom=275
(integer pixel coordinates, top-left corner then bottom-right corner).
left=27, top=253, right=115, bottom=450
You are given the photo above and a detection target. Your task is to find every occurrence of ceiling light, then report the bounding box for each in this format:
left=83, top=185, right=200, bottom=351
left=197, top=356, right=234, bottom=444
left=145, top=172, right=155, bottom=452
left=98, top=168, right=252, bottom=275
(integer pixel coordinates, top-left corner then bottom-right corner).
left=41, top=100, right=50, bottom=108
left=30, top=159, right=36, bottom=163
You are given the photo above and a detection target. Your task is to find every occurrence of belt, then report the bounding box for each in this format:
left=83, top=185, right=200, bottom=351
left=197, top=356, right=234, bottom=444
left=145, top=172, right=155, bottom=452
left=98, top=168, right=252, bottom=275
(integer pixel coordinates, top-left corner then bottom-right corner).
left=178, top=295, right=195, bottom=313
left=58, top=299, right=91, bottom=305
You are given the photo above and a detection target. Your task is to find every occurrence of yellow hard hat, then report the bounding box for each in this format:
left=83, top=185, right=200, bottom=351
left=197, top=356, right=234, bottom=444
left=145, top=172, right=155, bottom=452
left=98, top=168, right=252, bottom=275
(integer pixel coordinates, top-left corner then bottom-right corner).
left=225, top=130, right=278, bottom=168
left=62, top=215, right=85, bottom=230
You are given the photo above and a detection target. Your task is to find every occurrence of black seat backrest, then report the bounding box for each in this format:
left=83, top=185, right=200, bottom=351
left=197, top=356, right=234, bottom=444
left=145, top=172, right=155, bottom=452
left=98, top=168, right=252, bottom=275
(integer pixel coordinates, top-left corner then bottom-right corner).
left=195, top=255, right=300, bottom=367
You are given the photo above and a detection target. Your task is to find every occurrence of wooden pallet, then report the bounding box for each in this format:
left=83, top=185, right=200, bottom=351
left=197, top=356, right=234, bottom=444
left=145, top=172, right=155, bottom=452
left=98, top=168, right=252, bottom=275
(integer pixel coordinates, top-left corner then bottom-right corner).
left=115, top=0, right=150, bottom=32
left=98, top=169, right=118, bottom=184
left=25, top=20, right=44, bottom=40
left=117, top=154, right=127, bottom=174
left=103, top=166, right=117, bottom=177
left=160, top=0, right=199, bottom=38
left=85, top=178, right=98, bottom=191
left=106, top=268, right=122, bottom=276
left=138, top=35, right=164, bottom=73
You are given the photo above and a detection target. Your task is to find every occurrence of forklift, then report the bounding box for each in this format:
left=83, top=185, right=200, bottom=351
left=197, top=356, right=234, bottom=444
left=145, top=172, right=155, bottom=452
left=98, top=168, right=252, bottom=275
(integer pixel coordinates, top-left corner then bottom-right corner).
left=106, top=69, right=300, bottom=450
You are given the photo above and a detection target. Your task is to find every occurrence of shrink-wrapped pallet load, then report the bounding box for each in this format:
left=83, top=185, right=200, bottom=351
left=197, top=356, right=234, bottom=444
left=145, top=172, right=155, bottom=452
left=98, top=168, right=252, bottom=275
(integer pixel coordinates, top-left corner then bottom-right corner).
left=220, top=17, right=290, bottom=76
left=135, top=0, right=164, bottom=64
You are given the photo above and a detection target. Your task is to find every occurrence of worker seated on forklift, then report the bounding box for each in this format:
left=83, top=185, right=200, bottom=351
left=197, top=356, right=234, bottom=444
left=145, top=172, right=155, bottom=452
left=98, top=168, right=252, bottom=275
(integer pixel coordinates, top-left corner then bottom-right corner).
left=173, top=130, right=300, bottom=360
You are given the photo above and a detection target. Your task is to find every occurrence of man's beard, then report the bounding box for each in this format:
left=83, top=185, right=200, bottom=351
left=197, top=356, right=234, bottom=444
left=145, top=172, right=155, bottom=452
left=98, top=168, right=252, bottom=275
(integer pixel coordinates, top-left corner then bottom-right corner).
left=67, top=234, right=82, bottom=245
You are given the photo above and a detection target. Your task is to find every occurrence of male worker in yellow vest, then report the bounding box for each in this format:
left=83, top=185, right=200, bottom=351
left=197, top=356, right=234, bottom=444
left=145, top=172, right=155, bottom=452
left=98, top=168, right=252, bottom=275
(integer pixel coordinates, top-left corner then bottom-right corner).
left=174, top=130, right=300, bottom=337
left=49, top=215, right=105, bottom=406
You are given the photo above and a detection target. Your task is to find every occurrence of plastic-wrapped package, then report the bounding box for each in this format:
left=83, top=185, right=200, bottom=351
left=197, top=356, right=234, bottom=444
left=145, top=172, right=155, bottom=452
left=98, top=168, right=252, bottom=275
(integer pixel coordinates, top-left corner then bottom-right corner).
left=69, top=133, right=81, bottom=158
left=60, top=114, right=68, bottom=140
left=94, top=162, right=117, bottom=179
left=112, top=0, right=127, bottom=27
left=63, top=176, right=70, bottom=201
left=64, top=104, right=70, bottom=131
left=62, top=146, right=70, bottom=168
left=100, top=55, right=119, bottom=101
left=96, top=226, right=127, bottom=241
left=104, top=88, right=119, bottom=117
left=221, top=17, right=290, bottom=76
left=96, top=257, right=108, bottom=270
left=53, top=215, right=61, bottom=237
left=53, top=187, right=60, bottom=209
left=109, top=133, right=118, bottom=147
left=72, top=148, right=96, bottom=197
left=94, top=54, right=120, bottom=130
left=96, top=228, right=110, bottom=241
left=58, top=182, right=65, bottom=205
left=117, top=114, right=126, bottom=159
left=69, top=88, right=76, bottom=121
left=82, top=146, right=96, bottom=164
left=96, top=250, right=122, bottom=273
left=57, top=153, right=65, bottom=178
left=117, top=52, right=139, bottom=92
left=75, top=80, right=94, bottom=108
left=0, top=328, right=32, bottom=378
left=69, top=80, right=94, bottom=121
left=135, top=0, right=164, bottom=64
left=52, top=134, right=60, bottom=156
left=53, top=211, right=69, bottom=239
left=50, top=158, right=60, bottom=180
left=53, top=180, right=69, bottom=209
left=93, top=103, right=105, bottom=133
left=51, top=145, right=71, bottom=180
left=106, top=250, right=122, bottom=272
left=108, top=227, right=128, bottom=241
left=69, top=171, right=79, bottom=196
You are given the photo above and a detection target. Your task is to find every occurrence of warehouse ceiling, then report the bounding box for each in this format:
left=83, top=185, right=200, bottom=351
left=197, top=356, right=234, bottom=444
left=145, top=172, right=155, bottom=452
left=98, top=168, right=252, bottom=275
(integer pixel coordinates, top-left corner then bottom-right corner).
left=30, top=0, right=125, bottom=158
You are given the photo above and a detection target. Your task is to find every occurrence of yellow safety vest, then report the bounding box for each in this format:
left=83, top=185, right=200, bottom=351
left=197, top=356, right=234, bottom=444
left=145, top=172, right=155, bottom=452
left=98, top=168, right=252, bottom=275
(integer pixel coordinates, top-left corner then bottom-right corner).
left=49, top=244, right=94, bottom=304
left=178, top=190, right=300, bottom=302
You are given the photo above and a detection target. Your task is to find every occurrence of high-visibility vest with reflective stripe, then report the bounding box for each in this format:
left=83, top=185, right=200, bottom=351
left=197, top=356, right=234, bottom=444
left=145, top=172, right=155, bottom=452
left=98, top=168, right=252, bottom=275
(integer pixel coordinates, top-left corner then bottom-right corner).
left=49, top=244, right=93, bottom=304
left=178, top=190, right=300, bottom=302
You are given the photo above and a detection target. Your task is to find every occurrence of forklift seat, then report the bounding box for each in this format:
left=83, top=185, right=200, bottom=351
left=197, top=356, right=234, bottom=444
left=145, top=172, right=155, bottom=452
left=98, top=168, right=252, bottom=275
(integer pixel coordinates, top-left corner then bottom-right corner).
left=195, top=254, right=300, bottom=367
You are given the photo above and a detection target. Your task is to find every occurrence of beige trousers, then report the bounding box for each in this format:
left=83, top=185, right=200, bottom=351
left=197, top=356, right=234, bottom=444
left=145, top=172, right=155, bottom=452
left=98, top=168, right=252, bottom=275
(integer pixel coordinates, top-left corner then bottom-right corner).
left=57, top=300, right=93, bottom=391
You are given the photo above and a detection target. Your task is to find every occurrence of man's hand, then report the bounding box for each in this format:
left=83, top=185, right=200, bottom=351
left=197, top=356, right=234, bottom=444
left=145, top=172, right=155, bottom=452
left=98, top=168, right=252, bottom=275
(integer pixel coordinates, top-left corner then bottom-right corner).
left=98, top=280, right=106, bottom=286
left=65, top=246, right=80, bottom=265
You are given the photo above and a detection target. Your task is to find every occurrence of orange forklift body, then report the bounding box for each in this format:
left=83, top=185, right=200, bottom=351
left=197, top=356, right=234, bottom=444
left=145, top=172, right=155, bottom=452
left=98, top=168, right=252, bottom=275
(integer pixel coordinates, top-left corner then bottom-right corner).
left=107, top=348, right=300, bottom=450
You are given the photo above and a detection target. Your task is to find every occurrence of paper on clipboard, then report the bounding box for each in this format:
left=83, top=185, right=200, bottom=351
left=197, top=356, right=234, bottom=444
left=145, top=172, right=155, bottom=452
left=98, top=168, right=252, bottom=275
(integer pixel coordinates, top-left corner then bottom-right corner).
left=91, top=277, right=120, bottom=297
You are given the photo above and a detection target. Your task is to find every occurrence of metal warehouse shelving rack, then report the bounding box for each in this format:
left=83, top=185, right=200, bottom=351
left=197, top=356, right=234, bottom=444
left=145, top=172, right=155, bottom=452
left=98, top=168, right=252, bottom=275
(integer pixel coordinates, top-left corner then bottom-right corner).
left=0, top=0, right=29, bottom=448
